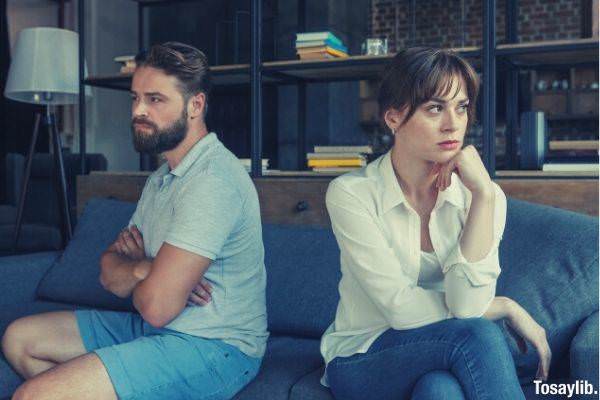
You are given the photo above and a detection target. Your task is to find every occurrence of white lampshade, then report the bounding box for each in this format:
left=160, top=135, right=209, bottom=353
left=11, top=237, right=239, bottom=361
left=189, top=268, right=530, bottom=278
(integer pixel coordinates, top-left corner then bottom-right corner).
left=4, top=27, right=86, bottom=105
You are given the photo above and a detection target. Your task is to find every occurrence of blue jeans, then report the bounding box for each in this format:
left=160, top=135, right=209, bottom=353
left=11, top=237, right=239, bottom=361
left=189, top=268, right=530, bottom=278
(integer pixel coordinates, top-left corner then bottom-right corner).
left=326, top=318, right=525, bottom=400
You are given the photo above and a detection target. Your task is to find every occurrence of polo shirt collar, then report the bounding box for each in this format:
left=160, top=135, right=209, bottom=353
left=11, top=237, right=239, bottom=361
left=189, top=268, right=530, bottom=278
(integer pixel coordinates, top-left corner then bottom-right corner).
left=170, top=132, right=217, bottom=178
left=150, top=132, right=217, bottom=186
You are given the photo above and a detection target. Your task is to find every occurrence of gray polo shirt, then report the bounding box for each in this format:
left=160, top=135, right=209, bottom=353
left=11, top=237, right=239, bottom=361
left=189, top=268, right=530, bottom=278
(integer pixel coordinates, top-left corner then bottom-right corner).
left=129, top=132, right=268, bottom=358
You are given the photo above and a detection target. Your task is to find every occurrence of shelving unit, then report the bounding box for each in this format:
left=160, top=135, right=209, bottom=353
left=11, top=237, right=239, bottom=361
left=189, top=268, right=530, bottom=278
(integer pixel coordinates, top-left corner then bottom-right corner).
left=76, top=0, right=599, bottom=180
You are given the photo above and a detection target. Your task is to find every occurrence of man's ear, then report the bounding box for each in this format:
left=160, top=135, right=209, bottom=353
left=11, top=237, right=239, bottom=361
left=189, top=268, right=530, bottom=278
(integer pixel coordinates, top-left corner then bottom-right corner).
left=189, top=92, right=206, bottom=120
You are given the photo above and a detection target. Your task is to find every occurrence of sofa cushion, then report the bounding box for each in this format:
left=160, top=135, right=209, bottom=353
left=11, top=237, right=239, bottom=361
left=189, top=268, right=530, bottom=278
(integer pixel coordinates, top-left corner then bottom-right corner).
left=570, top=311, right=599, bottom=390
left=0, top=356, right=19, bottom=400
left=289, top=367, right=333, bottom=400
left=263, top=224, right=341, bottom=337
left=497, top=198, right=599, bottom=383
left=36, top=198, right=137, bottom=311
left=0, top=224, right=62, bottom=256
left=233, top=336, right=323, bottom=400
left=288, top=367, right=567, bottom=400
left=0, top=301, right=81, bottom=399
left=0, top=251, right=60, bottom=306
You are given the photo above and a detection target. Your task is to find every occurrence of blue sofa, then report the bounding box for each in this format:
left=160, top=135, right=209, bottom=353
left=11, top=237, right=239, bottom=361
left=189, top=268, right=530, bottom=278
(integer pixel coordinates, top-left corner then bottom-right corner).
left=0, top=197, right=598, bottom=400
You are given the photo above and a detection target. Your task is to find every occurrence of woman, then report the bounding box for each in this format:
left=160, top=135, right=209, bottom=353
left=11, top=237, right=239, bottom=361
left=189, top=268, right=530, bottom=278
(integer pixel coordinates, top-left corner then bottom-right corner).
left=320, top=47, right=551, bottom=400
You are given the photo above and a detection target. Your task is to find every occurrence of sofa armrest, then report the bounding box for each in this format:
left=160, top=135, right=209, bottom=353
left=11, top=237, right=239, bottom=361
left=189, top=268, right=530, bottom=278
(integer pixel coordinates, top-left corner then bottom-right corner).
left=570, top=311, right=599, bottom=390
left=0, top=251, right=61, bottom=305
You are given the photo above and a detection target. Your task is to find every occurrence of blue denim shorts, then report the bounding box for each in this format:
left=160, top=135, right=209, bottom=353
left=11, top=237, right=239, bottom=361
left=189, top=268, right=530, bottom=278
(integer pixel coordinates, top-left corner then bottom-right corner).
left=75, top=309, right=261, bottom=400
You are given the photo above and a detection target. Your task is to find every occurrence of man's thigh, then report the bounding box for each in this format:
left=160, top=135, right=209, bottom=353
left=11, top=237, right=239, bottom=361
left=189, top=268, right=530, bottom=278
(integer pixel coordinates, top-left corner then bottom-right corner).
left=74, top=309, right=149, bottom=352
left=3, top=311, right=86, bottom=364
left=13, top=352, right=117, bottom=400
left=92, top=333, right=261, bottom=400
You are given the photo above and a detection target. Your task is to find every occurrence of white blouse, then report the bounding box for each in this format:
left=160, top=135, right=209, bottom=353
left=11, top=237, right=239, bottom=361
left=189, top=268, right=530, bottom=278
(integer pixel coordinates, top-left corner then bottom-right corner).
left=320, top=151, right=507, bottom=385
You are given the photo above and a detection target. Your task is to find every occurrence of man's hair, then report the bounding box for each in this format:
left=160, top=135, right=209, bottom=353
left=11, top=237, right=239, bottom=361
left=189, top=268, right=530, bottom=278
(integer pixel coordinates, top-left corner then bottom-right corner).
left=135, top=42, right=211, bottom=116
left=378, top=47, right=480, bottom=130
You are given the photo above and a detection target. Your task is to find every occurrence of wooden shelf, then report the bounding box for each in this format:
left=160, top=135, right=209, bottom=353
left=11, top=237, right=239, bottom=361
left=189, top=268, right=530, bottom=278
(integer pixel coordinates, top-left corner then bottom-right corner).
left=546, top=113, right=599, bottom=121
left=83, top=40, right=597, bottom=89
left=84, top=63, right=253, bottom=90
left=263, top=170, right=346, bottom=177
left=84, top=46, right=482, bottom=90
left=495, top=170, right=599, bottom=178
left=263, top=46, right=480, bottom=82
left=79, top=173, right=598, bottom=217
left=497, top=38, right=599, bottom=66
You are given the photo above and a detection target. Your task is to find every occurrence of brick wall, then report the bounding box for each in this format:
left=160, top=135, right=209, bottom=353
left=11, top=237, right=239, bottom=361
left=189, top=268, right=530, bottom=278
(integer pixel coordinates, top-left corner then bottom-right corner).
left=370, top=0, right=584, bottom=52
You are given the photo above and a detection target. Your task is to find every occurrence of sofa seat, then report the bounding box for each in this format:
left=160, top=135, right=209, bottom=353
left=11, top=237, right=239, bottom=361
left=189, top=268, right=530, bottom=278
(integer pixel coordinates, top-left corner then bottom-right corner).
left=234, top=336, right=323, bottom=400
left=289, top=366, right=574, bottom=400
left=0, top=301, right=80, bottom=400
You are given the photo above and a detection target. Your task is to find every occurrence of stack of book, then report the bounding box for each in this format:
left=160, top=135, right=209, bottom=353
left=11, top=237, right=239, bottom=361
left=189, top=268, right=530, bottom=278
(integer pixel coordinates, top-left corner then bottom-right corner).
left=307, top=145, right=372, bottom=173
left=542, top=140, right=599, bottom=174
left=239, top=158, right=269, bottom=174
left=295, top=31, right=348, bottom=60
left=114, top=55, right=136, bottom=74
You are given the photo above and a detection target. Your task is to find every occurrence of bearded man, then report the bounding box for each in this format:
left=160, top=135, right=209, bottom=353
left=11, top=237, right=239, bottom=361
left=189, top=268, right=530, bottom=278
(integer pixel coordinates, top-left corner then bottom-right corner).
left=2, top=42, right=268, bottom=400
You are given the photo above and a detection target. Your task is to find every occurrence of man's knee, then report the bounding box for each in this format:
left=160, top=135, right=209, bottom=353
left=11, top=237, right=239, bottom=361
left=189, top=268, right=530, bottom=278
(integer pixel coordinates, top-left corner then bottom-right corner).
left=12, top=380, right=34, bottom=400
left=12, top=378, right=53, bottom=400
left=2, top=318, right=28, bottom=360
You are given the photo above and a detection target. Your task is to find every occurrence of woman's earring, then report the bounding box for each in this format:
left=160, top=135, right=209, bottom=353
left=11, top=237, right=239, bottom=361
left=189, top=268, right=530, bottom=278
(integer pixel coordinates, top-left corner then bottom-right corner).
left=391, top=127, right=396, bottom=136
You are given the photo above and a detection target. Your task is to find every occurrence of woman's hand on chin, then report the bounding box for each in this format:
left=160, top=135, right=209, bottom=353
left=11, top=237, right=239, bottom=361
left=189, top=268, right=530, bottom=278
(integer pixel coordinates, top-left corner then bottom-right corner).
left=435, top=145, right=493, bottom=197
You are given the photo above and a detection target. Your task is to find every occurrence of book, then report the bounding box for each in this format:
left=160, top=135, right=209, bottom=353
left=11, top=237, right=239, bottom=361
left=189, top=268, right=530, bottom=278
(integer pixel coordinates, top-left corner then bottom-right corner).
left=548, top=140, right=599, bottom=151
left=114, top=55, right=135, bottom=63
left=296, top=40, right=348, bottom=54
left=307, top=152, right=366, bottom=160
left=542, top=163, right=599, bottom=172
left=314, top=145, right=373, bottom=154
left=297, top=46, right=348, bottom=59
left=296, top=31, right=342, bottom=47
left=312, top=167, right=361, bottom=173
left=298, top=53, right=336, bottom=60
left=120, top=65, right=136, bottom=74
left=298, top=52, right=348, bottom=61
left=308, top=159, right=366, bottom=168
left=239, top=158, right=269, bottom=167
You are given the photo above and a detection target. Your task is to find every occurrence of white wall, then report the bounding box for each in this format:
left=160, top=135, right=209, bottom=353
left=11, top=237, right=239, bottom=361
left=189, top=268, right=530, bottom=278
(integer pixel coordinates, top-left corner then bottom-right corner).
left=7, top=0, right=60, bottom=49
left=82, top=0, right=139, bottom=171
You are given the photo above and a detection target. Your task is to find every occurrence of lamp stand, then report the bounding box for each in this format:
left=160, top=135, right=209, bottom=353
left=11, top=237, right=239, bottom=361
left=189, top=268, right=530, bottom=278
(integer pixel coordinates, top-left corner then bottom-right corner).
left=13, top=106, right=73, bottom=252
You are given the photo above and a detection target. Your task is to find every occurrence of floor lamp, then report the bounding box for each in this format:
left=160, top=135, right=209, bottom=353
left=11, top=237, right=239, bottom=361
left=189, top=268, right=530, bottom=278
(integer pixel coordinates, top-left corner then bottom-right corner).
left=4, top=27, right=82, bottom=251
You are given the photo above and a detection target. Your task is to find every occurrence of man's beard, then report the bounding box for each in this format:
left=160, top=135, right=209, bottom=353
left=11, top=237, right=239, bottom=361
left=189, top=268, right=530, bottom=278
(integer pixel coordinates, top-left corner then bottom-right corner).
left=131, top=109, right=188, bottom=154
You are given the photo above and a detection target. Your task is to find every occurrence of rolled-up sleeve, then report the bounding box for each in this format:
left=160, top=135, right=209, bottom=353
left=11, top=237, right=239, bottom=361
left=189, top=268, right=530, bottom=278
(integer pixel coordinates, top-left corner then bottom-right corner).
left=442, top=183, right=507, bottom=318
left=326, top=182, right=451, bottom=330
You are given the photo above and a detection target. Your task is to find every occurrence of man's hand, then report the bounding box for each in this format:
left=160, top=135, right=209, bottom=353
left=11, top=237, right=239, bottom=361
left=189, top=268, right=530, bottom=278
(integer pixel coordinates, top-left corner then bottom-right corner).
left=186, top=278, right=213, bottom=306
left=114, top=225, right=146, bottom=261
left=100, top=226, right=150, bottom=298
left=435, top=145, right=493, bottom=197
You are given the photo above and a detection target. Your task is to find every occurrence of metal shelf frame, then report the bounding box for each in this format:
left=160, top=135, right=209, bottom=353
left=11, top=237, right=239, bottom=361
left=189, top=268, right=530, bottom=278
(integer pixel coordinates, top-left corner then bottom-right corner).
left=77, top=0, right=598, bottom=178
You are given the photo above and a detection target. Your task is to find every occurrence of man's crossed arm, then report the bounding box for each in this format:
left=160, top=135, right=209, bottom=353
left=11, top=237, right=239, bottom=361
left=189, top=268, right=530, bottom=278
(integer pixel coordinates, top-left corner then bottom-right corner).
left=99, top=226, right=213, bottom=327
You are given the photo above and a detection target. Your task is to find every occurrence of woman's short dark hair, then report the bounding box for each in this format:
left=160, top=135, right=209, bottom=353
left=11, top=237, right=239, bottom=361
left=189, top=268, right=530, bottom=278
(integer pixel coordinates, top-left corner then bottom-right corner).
left=135, top=42, right=211, bottom=115
left=378, top=47, right=480, bottom=130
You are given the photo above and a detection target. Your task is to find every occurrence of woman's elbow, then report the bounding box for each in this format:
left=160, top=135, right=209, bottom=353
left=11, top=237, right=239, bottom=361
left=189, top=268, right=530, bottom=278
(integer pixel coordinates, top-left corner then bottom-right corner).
left=446, top=296, right=489, bottom=319
left=449, top=304, right=487, bottom=319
